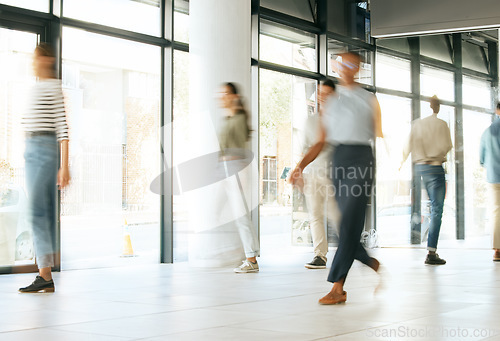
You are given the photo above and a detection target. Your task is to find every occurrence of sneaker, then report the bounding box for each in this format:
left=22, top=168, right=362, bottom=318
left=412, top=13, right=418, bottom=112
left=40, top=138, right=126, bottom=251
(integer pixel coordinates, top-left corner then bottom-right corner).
left=425, top=253, right=446, bottom=265
left=19, top=276, right=55, bottom=293
left=305, top=256, right=327, bottom=269
left=493, top=251, right=500, bottom=262
left=234, top=260, right=259, bottom=273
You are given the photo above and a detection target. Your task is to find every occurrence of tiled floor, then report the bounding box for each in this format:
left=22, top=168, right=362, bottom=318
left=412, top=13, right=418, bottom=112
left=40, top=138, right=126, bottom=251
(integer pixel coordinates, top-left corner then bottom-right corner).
left=1, top=248, right=500, bottom=340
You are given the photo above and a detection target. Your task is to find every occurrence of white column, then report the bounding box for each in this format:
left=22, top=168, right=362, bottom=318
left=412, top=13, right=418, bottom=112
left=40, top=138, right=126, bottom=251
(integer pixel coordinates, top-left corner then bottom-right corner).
left=187, top=0, right=255, bottom=267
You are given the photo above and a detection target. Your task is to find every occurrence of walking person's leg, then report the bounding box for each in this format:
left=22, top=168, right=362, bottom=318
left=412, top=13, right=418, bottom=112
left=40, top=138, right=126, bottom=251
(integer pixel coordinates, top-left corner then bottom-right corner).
left=420, top=165, right=446, bottom=265
left=319, top=146, right=377, bottom=304
left=304, top=173, right=328, bottom=268
left=490, top=183, right=500, bottom=261
left=20, top=136, right=58, bottom=293
left=225, top=162, right=259, bottom=273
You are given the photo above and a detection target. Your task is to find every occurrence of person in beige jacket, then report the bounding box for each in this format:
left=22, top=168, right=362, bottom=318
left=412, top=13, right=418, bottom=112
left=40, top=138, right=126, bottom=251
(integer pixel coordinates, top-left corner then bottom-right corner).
left=402, top=95, right=452, bottom=265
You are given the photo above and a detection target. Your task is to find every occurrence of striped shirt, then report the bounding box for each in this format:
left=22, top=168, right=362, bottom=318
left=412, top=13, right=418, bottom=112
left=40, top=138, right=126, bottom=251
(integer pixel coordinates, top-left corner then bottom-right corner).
left=22, top=79, right=69, bottom=141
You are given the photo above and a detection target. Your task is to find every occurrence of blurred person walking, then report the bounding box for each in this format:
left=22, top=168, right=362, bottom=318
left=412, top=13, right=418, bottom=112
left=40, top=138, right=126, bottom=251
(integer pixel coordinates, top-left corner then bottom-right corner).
left=292, top=79, right=341, bottom=269
left=19, top=43, right=70, bottom=293
left=217, top=82, right=260, bottom=273
left=401, top=95, right=452, bottom=265
left=480, top=102, right=500, bottom=262
left=290, top=52, right=383, bottom=304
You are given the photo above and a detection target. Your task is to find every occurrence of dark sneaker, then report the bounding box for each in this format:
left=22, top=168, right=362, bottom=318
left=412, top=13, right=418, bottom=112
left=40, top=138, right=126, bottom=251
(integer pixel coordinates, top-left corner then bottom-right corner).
left=305, top=256, right=327, bottom=269
left=425, top=253, right=446, bottom=265
left=19, top=276, right=55, bottom=293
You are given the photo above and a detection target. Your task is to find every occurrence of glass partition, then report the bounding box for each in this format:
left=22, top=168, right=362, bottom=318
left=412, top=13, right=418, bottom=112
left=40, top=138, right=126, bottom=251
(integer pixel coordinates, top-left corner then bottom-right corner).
left=0, top=0, right=48, bottom=12
left=0, top=27, right=38, bottom=268
left=463, top=76, right=491, bottom=109
left=375, top=94, right=412, bottom=246
left=420, top=65, right=454, bottom=102
left=63, top=0, right=161, bottom=36
left=259, top=69, right=316, bottom=254
left=260, top=20, right=317, bottom=72
left=375, top=53, right=411, bottom=93
left=463, top=110, right=492, bottom=247
left=61, top=27, right=161, bottom=269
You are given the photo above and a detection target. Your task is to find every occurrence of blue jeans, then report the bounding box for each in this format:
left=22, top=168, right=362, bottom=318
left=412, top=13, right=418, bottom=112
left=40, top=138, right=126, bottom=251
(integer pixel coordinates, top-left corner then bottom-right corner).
left=415, top=164, right=446, bottom=251
left=24, top=135, right=58, bottom=269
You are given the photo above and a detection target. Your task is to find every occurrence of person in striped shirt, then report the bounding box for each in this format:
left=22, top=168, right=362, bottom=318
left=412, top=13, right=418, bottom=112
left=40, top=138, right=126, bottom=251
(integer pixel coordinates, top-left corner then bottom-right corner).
left=19, top=43, right=70, bottom=293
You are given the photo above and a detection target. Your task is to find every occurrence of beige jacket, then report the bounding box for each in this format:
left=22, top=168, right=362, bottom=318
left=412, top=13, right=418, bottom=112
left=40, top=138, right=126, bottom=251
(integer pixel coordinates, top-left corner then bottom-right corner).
left=402, top=114, right=453, bottom=165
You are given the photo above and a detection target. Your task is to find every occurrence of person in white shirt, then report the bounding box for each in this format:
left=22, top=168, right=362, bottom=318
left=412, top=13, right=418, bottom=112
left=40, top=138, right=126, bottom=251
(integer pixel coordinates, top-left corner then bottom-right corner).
left=401, top=95, right=452, bottom=265
left=300, top=79, right=341, bottom=269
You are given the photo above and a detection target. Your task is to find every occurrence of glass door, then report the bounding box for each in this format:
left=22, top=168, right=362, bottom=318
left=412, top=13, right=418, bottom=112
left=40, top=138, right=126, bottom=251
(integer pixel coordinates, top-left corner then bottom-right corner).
left=0, top=27, right=39, bottom=272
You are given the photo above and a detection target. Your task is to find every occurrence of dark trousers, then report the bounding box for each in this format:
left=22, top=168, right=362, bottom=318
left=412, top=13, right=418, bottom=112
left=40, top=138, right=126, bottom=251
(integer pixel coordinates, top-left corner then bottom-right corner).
left=327, top=145, right=374, bottom=284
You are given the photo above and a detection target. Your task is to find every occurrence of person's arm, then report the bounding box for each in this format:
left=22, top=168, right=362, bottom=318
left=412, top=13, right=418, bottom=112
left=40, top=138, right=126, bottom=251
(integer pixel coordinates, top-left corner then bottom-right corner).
left=288, top=124, right=326, bottom=188
left=58, top=139, right=70, bottom=188
left=400, top=128, right=412, bottom=170
left=54, top=84, right=70, bottom=188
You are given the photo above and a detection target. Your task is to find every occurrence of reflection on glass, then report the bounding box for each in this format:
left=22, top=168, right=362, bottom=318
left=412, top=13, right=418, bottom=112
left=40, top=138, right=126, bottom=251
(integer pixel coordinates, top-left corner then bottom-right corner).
left=328, top=40, right=373, bottom=85
left=63, top=0, right=161, bottom=36
left=375, top=53, right=411, bottom=93
left=173, top=50, right=190, bottom=262
left=375, top=94, right=412, bottom=246
left=464, top=110, right=492, bottom=246
left=463, top=76, right=491, bottom=109
left=61, top=27, right=161, bottom=269
left=420, top=65, right=454, bottom=102
left=421, top=103, right=456, bottom=242
left=260, top=20, right=317, bottom=72
left=376, top=37, right=409, bottom=54
left=174, top=0, right=189, bottom=43
left=259, top=69, right=316, bottom=252
left=0, top=0, right=48, bottom=12
left=462, top=41, right=488, bottom=74
left=260, top=0, right=315, bottom=22
left=420, top=35, right=452, bottom=63
left=0, top=28, right=37, bottom=267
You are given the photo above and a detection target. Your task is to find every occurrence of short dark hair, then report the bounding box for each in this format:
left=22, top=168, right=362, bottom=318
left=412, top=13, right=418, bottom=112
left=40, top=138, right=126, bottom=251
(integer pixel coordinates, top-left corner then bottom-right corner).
left=321, top=79, right=336, bottom=91
left=497, top=102, right=500, bottom=110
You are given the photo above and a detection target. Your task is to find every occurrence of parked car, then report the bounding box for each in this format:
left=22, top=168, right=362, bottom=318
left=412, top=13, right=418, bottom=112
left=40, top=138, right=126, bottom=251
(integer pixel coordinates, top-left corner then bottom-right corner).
left=0, top=184, right=34, bottom=265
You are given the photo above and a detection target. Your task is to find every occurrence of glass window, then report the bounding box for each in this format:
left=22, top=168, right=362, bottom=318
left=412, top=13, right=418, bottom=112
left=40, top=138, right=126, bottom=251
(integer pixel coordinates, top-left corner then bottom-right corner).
left=376, top=37, right=410, bottom=54
left=375, top=94, right=412, bottom=246
left=462, top=41, right=488, bottom=74
left=463, top=110, right=492, bottom=246
left=174, top=0, right=189, bottom=43
left=61, top=27, right=161, bottom=269
left=0, top=27, right=38, bottom=267
left=0, top=0, right=48, bottom=12
left=421, top=103, right=456, bottom=244
left=463, top=76, right=491, bottom=109
left=260, top=0, right=315, bottom=22
left=173, top=50, right=190, bottom=262
left=259, top=69, right=316, bottom=251
left=63, top=0, right=161, bottom=37
left=420, top=35, right=452, bottom=63
left=420, top=65, right=454, bottom=102
left=328, top=39, right=373, bottom=86
left=260, top=20, right=317, bottom=72
left=375, top=53, right=411, bottom=92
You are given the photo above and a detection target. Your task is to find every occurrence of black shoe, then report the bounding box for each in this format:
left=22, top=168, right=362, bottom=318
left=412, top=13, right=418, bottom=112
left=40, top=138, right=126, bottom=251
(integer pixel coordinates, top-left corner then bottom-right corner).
left=19, top=276, right=55, bottom=293
left=305, top=256, right=327, bottom=269
left=425, top=253, right=446, bottom=265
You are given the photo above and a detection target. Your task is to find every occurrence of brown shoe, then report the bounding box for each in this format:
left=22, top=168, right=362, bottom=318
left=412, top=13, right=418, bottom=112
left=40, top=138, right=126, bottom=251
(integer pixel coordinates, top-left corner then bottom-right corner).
left=318, top=291, right=347, bottom=305
left=494, top=250, right=500, bottom=262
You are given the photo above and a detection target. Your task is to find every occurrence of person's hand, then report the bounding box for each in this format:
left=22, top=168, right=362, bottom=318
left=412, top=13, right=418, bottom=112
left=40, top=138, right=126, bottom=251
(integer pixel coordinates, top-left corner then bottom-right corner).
left=58, top=167, right=71, bottom=189
left=288, top=168, right=304, bottom=191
